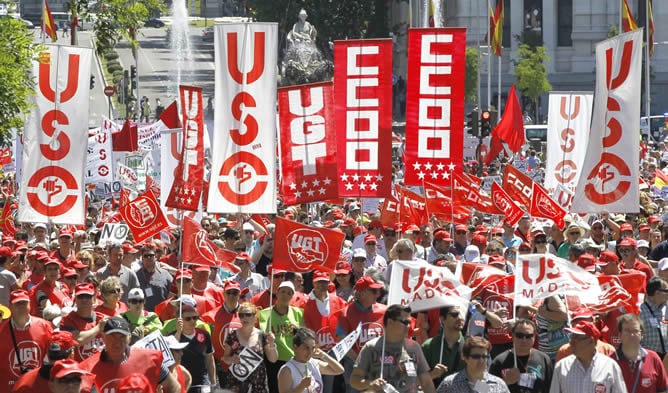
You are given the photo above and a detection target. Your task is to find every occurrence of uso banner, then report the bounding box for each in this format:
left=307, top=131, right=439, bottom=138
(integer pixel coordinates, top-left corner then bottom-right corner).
left=209, top=23, right=277, bottom=213
left=278, top=82, right=337, bottom=205
left=403, top=28, right=466, bottom=186
left=20, top=45, right=92, bottom=224
left=334, top=39, right=393, bottom=197
left=388, top=259, right=472, bottom=313
left=544, top=92, right=593, bottom=209
left=86, top=117, right=118, bottom=184
left=572, top=30, right=642, bottom=213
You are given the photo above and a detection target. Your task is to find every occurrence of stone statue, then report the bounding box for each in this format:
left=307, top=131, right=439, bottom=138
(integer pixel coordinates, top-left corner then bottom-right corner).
left=287, top=9, right=317, bottom=48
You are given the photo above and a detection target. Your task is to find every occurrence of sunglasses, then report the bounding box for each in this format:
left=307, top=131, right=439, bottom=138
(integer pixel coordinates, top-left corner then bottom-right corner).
left=514, top=332, right=534, bottom=339
left=183, top=316, right=199, bottom=322
left=366, top=242, right=377, bottom=246
left=105, top=288, right=121, bottom=294
left=468, top=354, right=489, bottom=360
left=225, top=291, right=240, bottom=296
left=568, top=232, right=580, bottom=236
left=455, top=231, right=467, bottom=235
left=273, top=274, right=285, bottom=279
left=448, top=312, right=461, bottom=318
left=238, top=312, right=255, bottom=318
left=56, top=377, right=82, bottom=385
left=76, top=294, right=94, bottom=300
left=128, top=299, right=144, bottom=304
left=336, top=273, right=349, bottom=277
left=618, top=248, right=635, bottom=253
left=394, top=319, right=411, bottom=326
left=534, top=239, right=546, bottom=244
left=383, top=232, right=396, bottom=236
left=143, top=254, right=156, bottom=258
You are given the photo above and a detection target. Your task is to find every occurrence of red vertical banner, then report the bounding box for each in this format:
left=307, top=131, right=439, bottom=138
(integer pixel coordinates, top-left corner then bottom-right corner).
left=334, top=39, right=393, bottom=197
left=403, top=28, right=466, bottom=186
left=278, top=82, right=338, bottom=205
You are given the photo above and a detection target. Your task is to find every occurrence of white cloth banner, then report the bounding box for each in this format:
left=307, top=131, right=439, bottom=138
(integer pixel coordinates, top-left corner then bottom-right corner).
left=331, top=323, right=362, bottom=362
left=514, top=254, right=602, bottom=306
left=137, top=121, right=163, bottom=151
left=544, top=92, right=593, bottom=210
left=208, top=23, right=277, bottom=213
left=132, top=330, right=175, bottom=369
left=572, top=30, right=643, bottom=213
left=388, top=259, right=472, bottom=313
left=86, top=117, right=118, bottom=184
left=19, top=45, right=92, bottom=224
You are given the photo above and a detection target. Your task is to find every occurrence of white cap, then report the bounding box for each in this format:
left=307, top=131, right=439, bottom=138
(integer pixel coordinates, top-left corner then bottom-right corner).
left=278, top=281, right=295, bottom=293
left=164, top=335, right=188, bottom=350
left=33, top=223, right=47, bottom=230
left=637, top=240, right=650, bottom=249
left=464, top=245, right=481, bottom=263
left=128, top=288, right=145, bottom=301
left=659, top=258, right=668, bottom=271
left=352, top=248, right=367, bottom=259
left=242, top=222, right=254, bottom=232
left=170, top=295, right=197, bottom=308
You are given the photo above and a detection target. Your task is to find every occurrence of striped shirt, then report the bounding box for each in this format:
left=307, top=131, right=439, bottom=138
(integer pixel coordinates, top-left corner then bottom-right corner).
left=549, top=353, right=627, bottom=393
left=640, top=300, right=667, bottom=354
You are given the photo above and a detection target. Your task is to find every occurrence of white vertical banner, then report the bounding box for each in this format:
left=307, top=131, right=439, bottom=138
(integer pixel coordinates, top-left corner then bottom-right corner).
left=572, top=30, right=643, bottom=213
left=544, top=92, right=593, bottom=210
left=86, top=116, right=118, bottom=185
left=19, top=45, right=92, bottom=224
left=208, top=23, right=277, bottom=213
left=159, top=130, right=200, bottom=227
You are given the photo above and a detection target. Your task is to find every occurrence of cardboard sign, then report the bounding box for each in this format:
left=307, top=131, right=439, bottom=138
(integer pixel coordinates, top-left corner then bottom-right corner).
left=230, top=345, right=264, bottom=382
left=132, top=330, right=175, bottom=368
left=99, top=223, right=129, bottom=246
left=332, top=323, right=362, bottom=362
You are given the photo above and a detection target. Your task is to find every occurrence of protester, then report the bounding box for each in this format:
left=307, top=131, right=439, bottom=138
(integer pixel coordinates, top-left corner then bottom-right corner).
left=135, top=244, right=173, bottom=312
left=120, top=288, right=163, bottom=344
left=29, top=258, right=72, bottom=317
left=174, top=303, right=217, bottom=393
left=422, top=305, right=466, bottom=387
left=639, top=277, right=668, bottom=357
left=95, top=276, right=128, bottom=317
left=165, top=335, right=192, bottom=393
left=437, top=336, right=509, bottom=393
left=333, top=260, right=355, bottom=301
left=230, top=251, right=267, bottom=297
left=60, top=282, right=106, bottom=362
left=47, top=359, right=93, bottom=393
left=95, top=243, right=140, bottom=303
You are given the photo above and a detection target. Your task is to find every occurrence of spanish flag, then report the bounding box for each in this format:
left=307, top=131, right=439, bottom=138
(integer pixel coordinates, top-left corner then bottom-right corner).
left=43, top=0, right=57, bottom=42
left=621, top=0, right=638, bottom=32
left=490, top=0, right=504, bottom=56
left=654, top=169, right=668, bottom=189
left=648, top=0, right=654, bottom=56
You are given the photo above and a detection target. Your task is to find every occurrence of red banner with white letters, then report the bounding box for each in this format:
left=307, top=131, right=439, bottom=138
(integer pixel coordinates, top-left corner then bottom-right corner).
left=120, top=190, right=168, bottom=243
left=423, top=181, right=471, bottom=224
left=530, top=182, right=566, bottom=229
left=379, top=185, right=428, bottom=229
left=208, top=23, right=277, bottom=213
left=19, top=45, right=92, bottom=224
left=273, top=217, right=345, bottom=273
left=334, top=39, right=393, bottom=197
left=278, top=82, right=338, bottom=205
left=165, top=85, right=204, bottom=211
left=502, top=165, right=533, bottom=208
left=403, top=28, right=466, bottom=186
left=491, top=182, right=524, bottom=226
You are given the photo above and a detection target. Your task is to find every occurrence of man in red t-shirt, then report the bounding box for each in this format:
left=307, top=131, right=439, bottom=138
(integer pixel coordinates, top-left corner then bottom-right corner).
left=190, top=265, right=225, bottom=306
left=0, top=289, right=52, bottom=391
left=201, top=280, right=242, bottom=373
left=618, top=238, right=654, bottom=279
left=60, top=282, right=107, bottom=361
left=29, top=258, right=72, bottom=317
left=304, top=271, right=347, bottom=351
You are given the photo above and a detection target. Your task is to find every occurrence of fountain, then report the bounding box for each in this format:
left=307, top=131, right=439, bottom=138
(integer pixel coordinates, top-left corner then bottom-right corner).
left=169, top=0, right=193, bottom=95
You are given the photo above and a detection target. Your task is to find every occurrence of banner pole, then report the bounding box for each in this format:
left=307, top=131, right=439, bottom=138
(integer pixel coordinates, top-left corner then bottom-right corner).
left=267, top=270, right=275, bottom=332
left=178, top=209, right=184, bottom=319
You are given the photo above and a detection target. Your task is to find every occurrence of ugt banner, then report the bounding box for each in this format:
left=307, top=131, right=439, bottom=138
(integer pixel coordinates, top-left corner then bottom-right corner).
left=208, top=23, right=277, bottom=213
left=572, top=30, right=642, bottom=213
left=272, top=217, right=345, bottom=273
left=278, top=82, right=338, bottom=205
left=19, top=45, right=92, bottom=224
left=403, top=28, right=466, bottom=185
left=334, top=39, right=393, bottom=197
left=120, top=190, right=168, bottom=243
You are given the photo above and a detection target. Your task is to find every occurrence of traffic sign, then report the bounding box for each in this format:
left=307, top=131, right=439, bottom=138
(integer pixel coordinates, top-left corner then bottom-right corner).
left=104, top=86, right=115, bottom=97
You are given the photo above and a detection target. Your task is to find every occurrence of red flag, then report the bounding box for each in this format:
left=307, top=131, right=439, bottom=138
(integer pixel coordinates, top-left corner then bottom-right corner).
left=251, top=214, right=271, bottom=231
left=165, top=86, right=205, bottom=212
left=119, top=188, right=131, bottom=208
left=43, top=0, right=57, bottom=42
left=119, top=190, right=169, bottom=243
left=0, top=201, right=17, bottom=237
left=379, top=185, right=428, bottom=228
left=491, top=85, right=525, bottom=153
left=112, top=119, right=138, bottom=152
left=459, top=262, right=511, bottom=299
left=484, top=135, right=506, bottom=165
left=146, top=175, right=160, bottom=198
left=273, top=217, right=345, bottom=273
left=182, top=216, right=239, bottom=273
left=491, top=182, right=524, bottom=226
left=159, top=101, right=181, bottom=129
left=502, top=165, right=533, bottom=207
left=621, top=0, right=638, bottom=32
left=423, top=181, right=471, bottom=224
left=277, top=82, right=338, bottom=205
left=0, top=148, right=11, bottom=167
left=530, top=182, right=567, bottom=229
left=451, top=172, right=495, bottom=213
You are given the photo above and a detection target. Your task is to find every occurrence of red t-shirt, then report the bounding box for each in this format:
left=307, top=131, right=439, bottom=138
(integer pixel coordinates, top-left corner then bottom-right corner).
left=250, top=288, right=309, bottom=309
left=29, top=279, right=72, bottom=317
left=337, top=302, right=386, bottom=354
left=12, top=365, right=95, bottom=393
left=60, top=311, right=106, bottom=361
left=0, top=316, right=52, bottom=391
left=191, top=284, right=225, bottom=306
left=201, top=304, right=242, bottom=368
left=79, top=347, right=163, bottom=393
left=612, top=348, right=668, bottom=393
left=94, top=301, right=129, bottom=318
left=303, top=294, right=348, bottom=351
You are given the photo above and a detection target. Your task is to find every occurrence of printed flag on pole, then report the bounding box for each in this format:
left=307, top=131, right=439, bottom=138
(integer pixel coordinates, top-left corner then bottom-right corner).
left=182, top=216, right=239, bottom=272
left=119, top=190, right=168, bottom=243
left=622, top=0, right=638, bottom=32
left=43, top=0, right=57, bottom=42
left=272, top=217, right=345, bottom=273
left=490, top=0, right=504, bottom=56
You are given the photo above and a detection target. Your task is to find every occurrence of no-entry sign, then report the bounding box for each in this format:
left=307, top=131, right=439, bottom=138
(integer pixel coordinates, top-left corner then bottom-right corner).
left=104, top=86, right=115, bottom=96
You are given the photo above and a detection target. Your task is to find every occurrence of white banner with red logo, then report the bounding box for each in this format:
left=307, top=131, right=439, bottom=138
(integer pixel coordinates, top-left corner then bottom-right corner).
left=86, top=117, right=118, bottom=185
left=209, top=23, right=277, bottom=213
left=278, top=82, right=338, bottom=205
left=19, top=45, right=92, bottom=224
left=388, top=259, right=472, bottom=313
left=334, top=39, right=393, bottom=197
left=544, top=92, right=593, bottom=210
left=403, top=28, right=466, bottom=186
left=165, top=85, right=205, bottom=211
left=159, top=130, right=200, bottom=227
left=120, top=190, right=168, bottom=243
left=273, top=217, right=345, bottom=273
left=572, top=30, right=642, bottom=213
left=514, top=254, right=601, bottom=306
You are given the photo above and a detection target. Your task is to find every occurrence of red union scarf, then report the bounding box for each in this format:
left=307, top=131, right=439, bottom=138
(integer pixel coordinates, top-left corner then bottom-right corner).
left=403, top=28, right=466, bottom=186
left=278, top=82, right=338, bottom=205
left=272, top=217, right=345, bottom=273
left=491, top=182, right=524, bottom=226
left=502, top=165, right=533, bottom=207
left=530, top=182, right=566, bottom=229
left=165, top=85, right=204, bottom=212
left=423, top=181, right=470, bottom=224
left=119, top=190, right=168, bottom=243
left=182, top=216, right=239, bottom=272
left=334, top=39, right=393, bottom=197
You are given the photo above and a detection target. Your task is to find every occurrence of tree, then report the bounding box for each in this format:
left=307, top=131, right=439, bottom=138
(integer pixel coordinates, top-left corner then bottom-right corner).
left=90, top=0, right=165, bottom=54
left=465, top=47, right=479, bottom=103
left=0, top=19, right=41, bottom=144
left=514, top=44, right=551, bottom=124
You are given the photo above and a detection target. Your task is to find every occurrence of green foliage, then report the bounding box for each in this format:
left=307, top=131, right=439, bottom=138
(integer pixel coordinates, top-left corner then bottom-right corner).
left=107, top=62, right=123, bottom=74
left=514, top=44, right=551, bottom=123
left=465, top=48, right=479, bottom=102
left=608, top=24, right=619, bottom=38
left=112, top=70, right=124, bottom=84
left=0, top=19, right=41, bottom=145
left=104, top=51, right=119, bottom=61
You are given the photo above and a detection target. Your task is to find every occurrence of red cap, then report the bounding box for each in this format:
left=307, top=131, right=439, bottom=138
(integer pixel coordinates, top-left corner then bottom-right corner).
left=354, top=276, right=383, bottom=291
left=405, top=224, right=420, bottom=233
left=649, top=215, right=660, bottom=223
left=598, top=251, right=619, bottom=265
left=72, top=259, right=89, bottom=269
left=122, top=243, right=138, bottom=254
left=175, top=269, right=193, bottom=281
left=618, top=237, right=637, bottom=248
left=519, top=242, right=532, bottom=251
left=50, top=359, right=93, bottom=380
left=639, top=223, right=651, bottom=231
left=0, top=246, right=12, bottom=257
left=10, top=289, right=29, bottom=304
left=434, top=231, right=453, bottom=241
left=569, top=306, right=594, bottom=322
left=313, top=270, right=330, bottom=282
left=491, top=227, right=503, bottom=235
left=223, top=280, right=241, bottom=292
left=369, top=220, right=384, bottom=230
left=36, top=252, right=50, bottom=262
left=364, top=234, right=377, bottom=244
left=44, top=258, right=62, bottom=267
left=235, top=252, right=252, bottom=262
left=58, top=229, right=73, bottom=238
left=118, top=373, right=154, bottom=393
left=62, top=267, right=78, bottom=278
left=74, top=282, right=96, bottom=297
left=334, top=261, right=351, bottom=275
left=341, top=217, right=356, bottom=227
left=2, top=236, right=15, bottom=244
left=50, top=331, right=78, bottom=352
left=330, top=209, right=344, bottom=220
left=619, top=223, right=634, bottom=232
left=193, top=265, right=211, bottom=272
left=488, top=255, right=506, bottom=265
left=455, top=224, right=468, bottom=232
left=577, top=253, right=597, bottom=272
left=474, top=225, right=489, bottom=233
left=564, top=320, right=601, bottom=341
